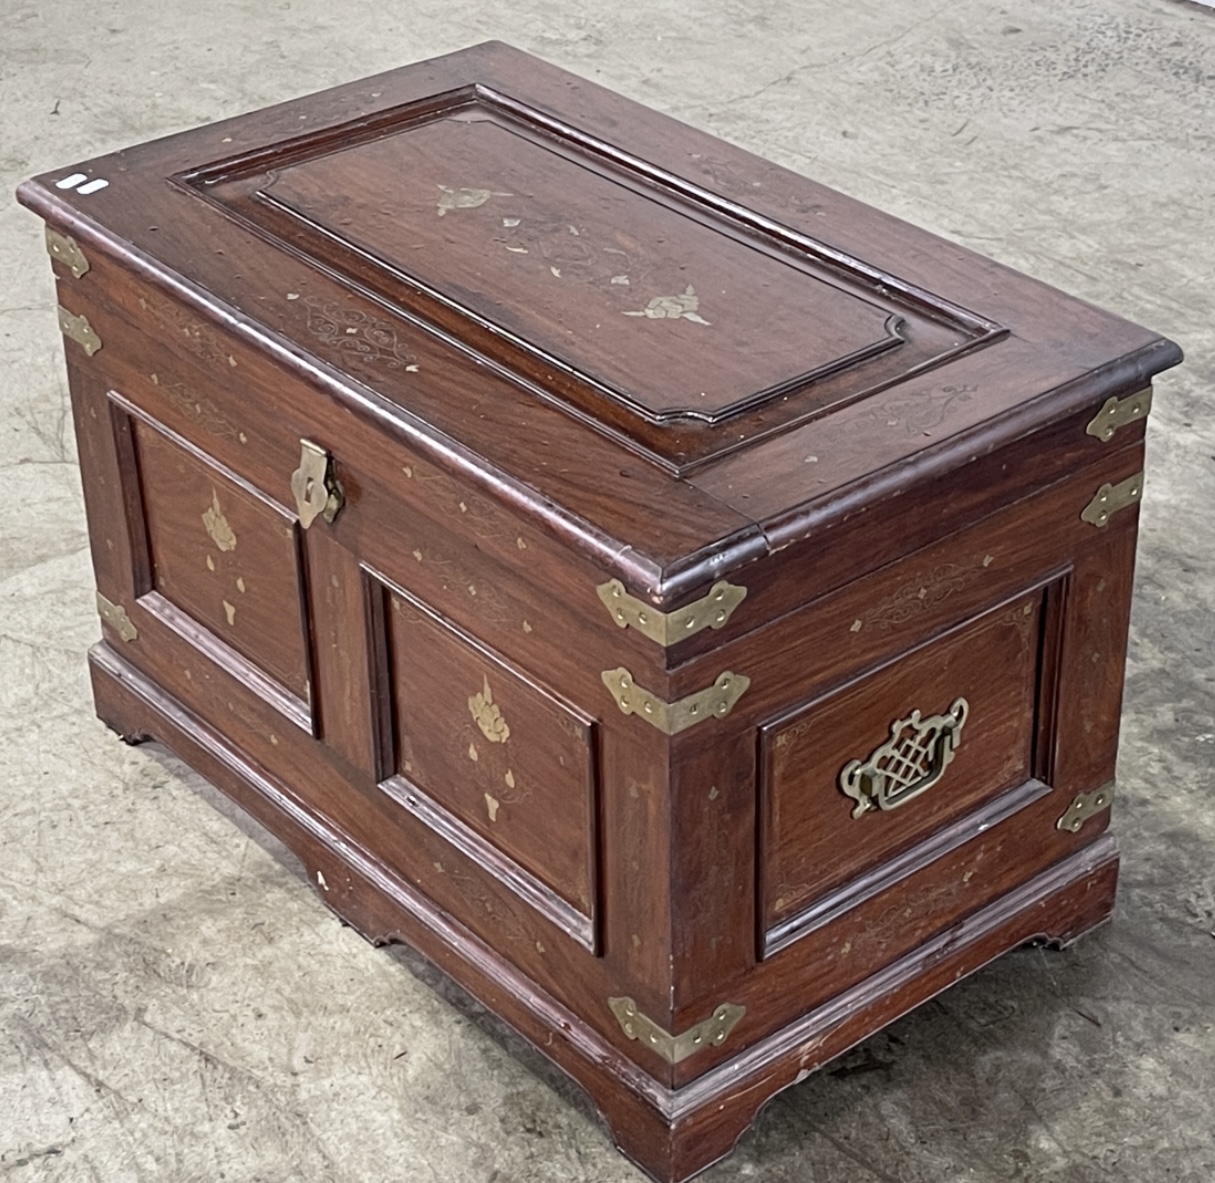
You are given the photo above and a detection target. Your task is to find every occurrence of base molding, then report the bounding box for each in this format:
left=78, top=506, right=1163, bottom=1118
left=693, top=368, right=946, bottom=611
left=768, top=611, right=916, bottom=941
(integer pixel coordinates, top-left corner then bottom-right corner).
left=89, top=642, right=1119, bottom=1183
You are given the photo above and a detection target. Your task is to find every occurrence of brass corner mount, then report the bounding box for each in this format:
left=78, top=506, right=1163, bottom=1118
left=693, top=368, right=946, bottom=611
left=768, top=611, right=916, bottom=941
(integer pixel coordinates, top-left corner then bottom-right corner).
left=608, top=997, right=745, bottom=1065
left=596, top=578, right=746, bottom=648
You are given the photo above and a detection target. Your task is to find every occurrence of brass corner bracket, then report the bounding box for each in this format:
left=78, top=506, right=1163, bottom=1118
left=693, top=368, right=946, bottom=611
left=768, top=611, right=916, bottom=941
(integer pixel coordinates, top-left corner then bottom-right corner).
left=96, top=593, right=137, bottom=642
left=608, top=997, right=745, bottom=1065
left=1056, top=783, right=1115, bottom=833
left=46, top=228, right=90, bottom=279
left=596, top=578, right=747, bottom=648
left=1086, top=388, right=1152, bottom=443
left=1081, top=472, right=1143, bottom=528
left=57, top=306, right=102, bottom=356
left=601, top=667, right=750, bottom=735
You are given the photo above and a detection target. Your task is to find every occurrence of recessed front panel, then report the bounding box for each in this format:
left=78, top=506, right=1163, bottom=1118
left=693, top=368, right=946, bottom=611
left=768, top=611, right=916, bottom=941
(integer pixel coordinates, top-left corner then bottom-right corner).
left=128, top=407, right=313, bottom=711
left=379, top=580, right=599, bottom=949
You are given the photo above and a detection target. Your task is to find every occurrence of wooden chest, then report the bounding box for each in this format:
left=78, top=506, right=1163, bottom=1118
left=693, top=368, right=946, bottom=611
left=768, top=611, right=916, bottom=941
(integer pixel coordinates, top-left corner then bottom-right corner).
left=20, top=42, right=1182, bottom=1182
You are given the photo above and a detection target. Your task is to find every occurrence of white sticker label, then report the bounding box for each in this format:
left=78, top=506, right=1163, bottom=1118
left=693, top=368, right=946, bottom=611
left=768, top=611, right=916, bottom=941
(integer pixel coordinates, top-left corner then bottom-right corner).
left=77, top=178, right=109, bottom=195
left=55, top=173, right=88, bottom=190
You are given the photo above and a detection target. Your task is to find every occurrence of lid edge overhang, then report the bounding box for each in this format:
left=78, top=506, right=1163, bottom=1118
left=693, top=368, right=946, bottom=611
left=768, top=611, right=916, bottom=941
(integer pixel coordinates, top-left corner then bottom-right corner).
left=14, top=180, right=1183, bottom=607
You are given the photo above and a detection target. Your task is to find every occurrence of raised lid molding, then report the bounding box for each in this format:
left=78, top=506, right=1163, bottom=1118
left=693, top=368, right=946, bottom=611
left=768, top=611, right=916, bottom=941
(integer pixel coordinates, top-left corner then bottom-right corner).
left=184, top=84, right=1004, bottom=470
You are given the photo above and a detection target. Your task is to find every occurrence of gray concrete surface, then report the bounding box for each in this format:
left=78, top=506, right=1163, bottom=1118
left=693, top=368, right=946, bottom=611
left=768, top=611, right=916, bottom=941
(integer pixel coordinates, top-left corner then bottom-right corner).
left=3, top=1, right=1214, bottom=1179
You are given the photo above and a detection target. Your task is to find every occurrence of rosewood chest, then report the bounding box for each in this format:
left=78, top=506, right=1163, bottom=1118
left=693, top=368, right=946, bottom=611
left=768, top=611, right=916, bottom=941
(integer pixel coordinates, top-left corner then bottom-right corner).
left=19, top=42, right=1181, bottom=1182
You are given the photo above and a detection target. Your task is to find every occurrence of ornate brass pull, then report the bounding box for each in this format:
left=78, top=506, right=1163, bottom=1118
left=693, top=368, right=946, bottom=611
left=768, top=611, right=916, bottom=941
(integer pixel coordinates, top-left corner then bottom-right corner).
left=290, top=439, right=344, bottom=528
left=839, top=697, right=969, bottom=818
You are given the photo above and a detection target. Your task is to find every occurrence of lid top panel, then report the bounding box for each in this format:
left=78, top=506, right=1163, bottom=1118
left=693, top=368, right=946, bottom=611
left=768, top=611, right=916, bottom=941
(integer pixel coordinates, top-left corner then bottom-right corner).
left=192, top=86, right=996, bottom=468
left=257, top=111, right=902, bottom=423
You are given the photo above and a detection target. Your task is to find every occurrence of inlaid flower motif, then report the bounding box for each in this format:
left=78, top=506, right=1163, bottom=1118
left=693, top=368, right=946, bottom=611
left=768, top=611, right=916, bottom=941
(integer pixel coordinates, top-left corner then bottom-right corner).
left=201, top=491, right=237, bottom=552
left=623, top=285, right=711, bottom=325
left=436, top=185, right=512, bottom=216
left=469, top=675, right=510, bottom=744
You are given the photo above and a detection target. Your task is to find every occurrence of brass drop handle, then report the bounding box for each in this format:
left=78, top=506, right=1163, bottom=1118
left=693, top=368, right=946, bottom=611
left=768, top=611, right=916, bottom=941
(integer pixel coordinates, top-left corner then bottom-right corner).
left=839, top=697, right=969, bottom=818
left=290, top=439, right=344, bottom=528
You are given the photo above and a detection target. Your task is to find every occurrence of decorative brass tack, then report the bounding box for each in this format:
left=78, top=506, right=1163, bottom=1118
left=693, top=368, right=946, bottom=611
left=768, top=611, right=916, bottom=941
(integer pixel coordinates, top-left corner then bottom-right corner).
left=1086, top=388, right=1152, bottom=443
left=96, top=592, right=137, bottom=642
left=1056, top=783, right=1115, bottom=833
left=596, top=579, right=747, bottom=648
left=601, top=668, right=750, bottom=735
left=45, top=228, right=90, bottom=278
left=57, top=306, right=101, bottom=355
left=1081, top=472, right=1143, bottom=528
left=839, top=698, right=969, bottom=818
left=608, top=997, right=745, bottom=1065
left=290, top=439, right=344, bottom=528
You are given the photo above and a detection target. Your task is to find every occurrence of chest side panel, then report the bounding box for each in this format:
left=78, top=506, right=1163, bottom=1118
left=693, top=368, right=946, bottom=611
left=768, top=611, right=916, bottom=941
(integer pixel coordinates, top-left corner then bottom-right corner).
left=761, top=591, right=1042, bottom=944
left=649, top=435, right=1145, bottom=1085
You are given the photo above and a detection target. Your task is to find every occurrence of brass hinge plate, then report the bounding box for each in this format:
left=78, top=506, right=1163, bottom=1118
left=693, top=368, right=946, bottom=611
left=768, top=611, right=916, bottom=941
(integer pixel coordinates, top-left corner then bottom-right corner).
left=57, top=306, right=102, bottom=356
left=96, top=593, right=137, bottom=642
left=1086, top=388, right=1152, bottom=443
left=1081, top=472, right=1143, bottom=527
left=601, top=667, right=750, bottom=735
left=608, top=997, right=745, bottom=1065
left=46, top=228, right=90, bottom=278
left=1056, top=783, right=1115, bottom=832
left=290, top=439, right=344, bottom=528
left=596, top=578, right=747, bottom=647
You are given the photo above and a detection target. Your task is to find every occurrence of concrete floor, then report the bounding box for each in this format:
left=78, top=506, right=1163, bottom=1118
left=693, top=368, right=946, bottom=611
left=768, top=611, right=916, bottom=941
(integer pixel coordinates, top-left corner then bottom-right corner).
left=3, top=1, right=1214, bottom=1179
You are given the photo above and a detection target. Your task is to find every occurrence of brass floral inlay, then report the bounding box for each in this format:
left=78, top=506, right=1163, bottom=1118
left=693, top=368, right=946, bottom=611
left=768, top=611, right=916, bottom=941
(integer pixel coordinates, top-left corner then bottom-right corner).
left=302, top=297, right=418, bottom=372
left=469, top=675, right=510, bottom=744
left=624, top=285, right=710, bottom=325
left=436, top=186, right=512, bottom=217
left=202, top=491, right=237, bottom=552
left=864, top=558, right=987, bottom=630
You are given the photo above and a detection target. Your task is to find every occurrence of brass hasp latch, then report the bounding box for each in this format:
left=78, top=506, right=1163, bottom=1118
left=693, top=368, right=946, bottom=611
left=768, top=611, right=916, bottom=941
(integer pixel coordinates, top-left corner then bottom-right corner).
left=290, top=439, right=344, bottom=527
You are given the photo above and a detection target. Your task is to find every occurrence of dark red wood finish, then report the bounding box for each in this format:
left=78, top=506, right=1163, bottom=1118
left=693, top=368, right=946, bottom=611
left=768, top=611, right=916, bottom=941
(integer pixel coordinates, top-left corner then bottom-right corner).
left=21, top=42, right=1180, bottom=1183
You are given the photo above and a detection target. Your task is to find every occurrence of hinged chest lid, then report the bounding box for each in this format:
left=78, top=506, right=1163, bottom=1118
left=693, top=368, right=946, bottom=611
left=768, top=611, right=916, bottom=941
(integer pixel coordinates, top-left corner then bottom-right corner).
left=19, top=41, right=1181, bottom=601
